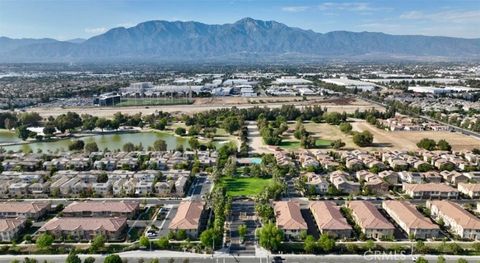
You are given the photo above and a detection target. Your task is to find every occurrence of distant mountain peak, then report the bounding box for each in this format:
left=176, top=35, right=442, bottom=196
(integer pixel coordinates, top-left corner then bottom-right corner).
left=0, top=18, right=479, bottom=62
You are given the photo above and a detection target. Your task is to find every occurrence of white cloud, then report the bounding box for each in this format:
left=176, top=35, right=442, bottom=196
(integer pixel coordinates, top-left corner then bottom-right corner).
left=84, top=27, right=107, bottom=34
left=400, top=9, right=480, bottom=23
left=317, top=2, right=378, bottom=12
left=281, top=6, right=309, bottom=12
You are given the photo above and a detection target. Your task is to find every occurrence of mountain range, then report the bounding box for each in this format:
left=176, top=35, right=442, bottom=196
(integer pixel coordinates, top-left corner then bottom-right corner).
left=1, top=18, right=479, bottom=63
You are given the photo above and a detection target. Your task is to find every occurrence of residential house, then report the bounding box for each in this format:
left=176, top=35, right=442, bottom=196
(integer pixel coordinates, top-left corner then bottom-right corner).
left=168, top=201, right=205, bottom=238
left=273, top=201, right=308, bottom=239
left=309, top=201, right=352, bottom=238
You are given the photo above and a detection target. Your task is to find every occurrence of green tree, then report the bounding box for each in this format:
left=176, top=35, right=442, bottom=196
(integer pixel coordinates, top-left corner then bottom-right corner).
left=43, top=125, right=56, bottom=138
left=18, top=112, right=42, bottom=127
left=84, top=142, right=99, bottom=153
left=456, top=259, right=468, bottom=263
left=83, top=257, right=95, bottom=263
left=55, top=112, right=82, bottom=132
left=317, top=233, right=335, bottom=253
left=90, top=235, right=106, bottom=253
left=257, top=221, right=284, bottom=252
left=153, top=139, right=167, bottom=151
left=68, top=140, right=85, bottom=151
left=156, top=236, right=169, bottom=249
left=16, top=125, right=30, bottom=141
left=304, top=235, right=317, bottom=253
left=417, top=138, right=437, bottom=151
left=331, top=139, right=345, bottom=149
left=95, top=118, right=109, bottom=132
left=352, top=131, right=374, bottom=147
left=200, top=229, right=221, bottom=248
left=175, top=127, right=186, bottom=136
left=139, top=235, right=150, bottom=248
left=122, top=142, right=135, bottom=152
left=35, top=233, right=54, bottom=250
left=437, top=256, right=446, bottom=263
left=437, top=139, right=452, bottom=151
left=339, top=122, right=352, bottom=133
left=103, top=255, right=122, bottom=263
left=238, top=225, right=247, bottom=241
left=222, top=116, right=242, bottom=134
left=416, top=257, right=429, bottom=263
left=176, top=229, right=187, bottom=240
left=188, top=137, right=200, bottom=150
left=65, top=252, right=81, bottom=263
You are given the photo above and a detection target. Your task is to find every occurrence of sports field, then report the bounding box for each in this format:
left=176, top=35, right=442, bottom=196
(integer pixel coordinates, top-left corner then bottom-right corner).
left=221, top=176, right=273, bottom=196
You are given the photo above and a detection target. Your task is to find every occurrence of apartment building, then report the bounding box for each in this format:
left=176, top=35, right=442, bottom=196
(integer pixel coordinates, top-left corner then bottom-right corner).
left=309, top=201, right=352, bottom=238
left=427, top=200, right=480, bottom=240
left=62, top=201, right=140, bottom=219
left=382, top=200, right=439, bottom=239
left=38, top=217, right=127, bottom=241
left=347, top=201, right=395, bottom=239
left=457, top=183, right=480, bottom=198
left=0, top=202, right=50, bottom=220
left=403, top=183, right=459, bottom=199
left=169, top=200, right=205, bottom=238
left=0, top=218, right=26, bottom=241
left=273, top=201, right=308, bottom=239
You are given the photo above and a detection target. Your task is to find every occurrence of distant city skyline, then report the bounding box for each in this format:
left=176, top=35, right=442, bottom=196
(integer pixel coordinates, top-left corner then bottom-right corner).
left=0, top=0, right=479, bottom=40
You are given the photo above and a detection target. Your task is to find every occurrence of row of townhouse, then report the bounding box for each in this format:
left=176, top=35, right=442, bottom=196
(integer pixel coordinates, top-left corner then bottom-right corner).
left=427, top=200, right=480, bottom=240
left=341, top=150, right=384, bottom=171
left=272, top=199, right=480, bottom=241
left=382, top=200, right=440, bottom=239
left=37, top=200, right=139, bottom=241
left=402, top=183, right=459, bottom=199
left=1, top=150, right=217, bottom=172
left=0, top=201, right=51, bottom=242
left=0, top=169, right=191, bottom=198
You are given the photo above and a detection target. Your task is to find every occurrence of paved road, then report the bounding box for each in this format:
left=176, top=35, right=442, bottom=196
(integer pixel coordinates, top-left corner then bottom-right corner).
left=228, top=199, right=257, bottom=256
left=2, top=252, right=479, bottom=263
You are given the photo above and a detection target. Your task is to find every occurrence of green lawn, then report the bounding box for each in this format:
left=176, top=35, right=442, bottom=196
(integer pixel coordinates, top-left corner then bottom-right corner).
left=221, top=176, right=273, bottom=196
left=116, top=98, right=193, bottom=106
left=315, top=139, right=332, bottom=148
left=279, top=140, right=301, bottom=149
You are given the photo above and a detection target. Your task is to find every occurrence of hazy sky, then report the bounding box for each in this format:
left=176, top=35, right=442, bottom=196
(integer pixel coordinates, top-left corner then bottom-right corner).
left=1, top=0, right=479, bottom=40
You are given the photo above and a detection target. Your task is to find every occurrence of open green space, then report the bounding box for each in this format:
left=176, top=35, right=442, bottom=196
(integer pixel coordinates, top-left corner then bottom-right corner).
left=315, top=139, right=332, bottom=148
left=279, top=140, right=301, bottom=149
left=116, top=98, right=193, bottom=106
left=221, top=176, right=273, bottom=196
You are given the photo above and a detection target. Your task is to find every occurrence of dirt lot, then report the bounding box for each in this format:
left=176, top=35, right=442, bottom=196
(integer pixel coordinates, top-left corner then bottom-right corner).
left=26, top=97, right=383, bottom=118
left=352, top=121, right=480, bottom=151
